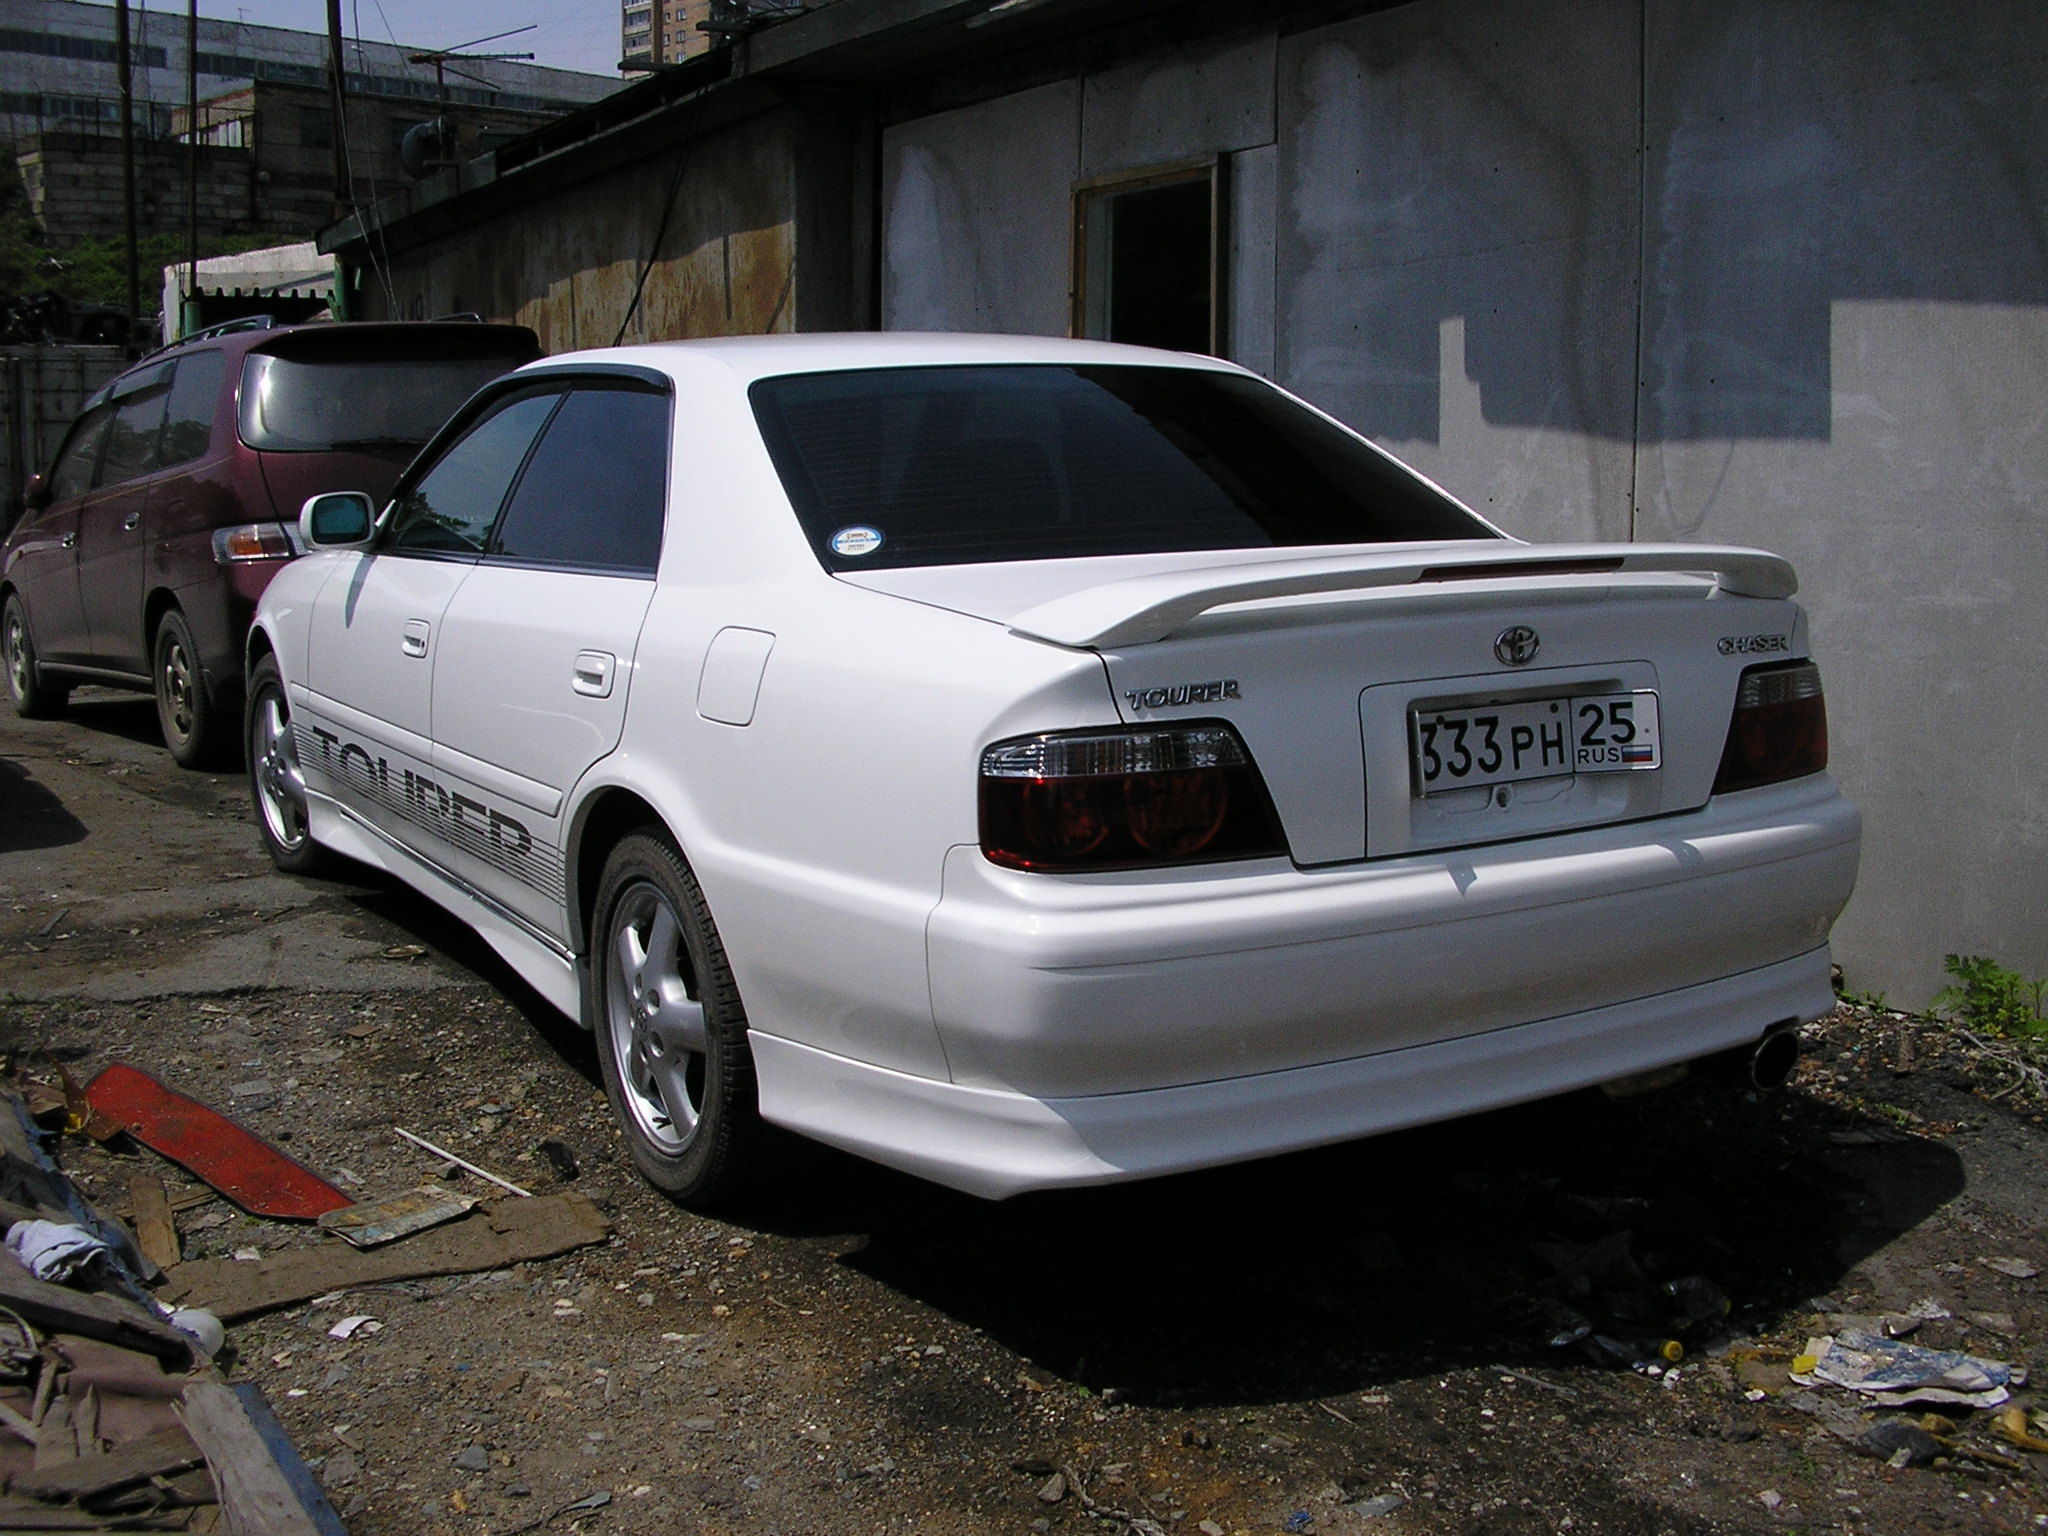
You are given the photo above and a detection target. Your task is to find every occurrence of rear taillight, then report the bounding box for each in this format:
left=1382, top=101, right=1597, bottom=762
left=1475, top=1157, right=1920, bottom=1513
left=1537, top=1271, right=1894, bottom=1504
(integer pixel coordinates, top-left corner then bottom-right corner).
left=979, top=724, right=1288, bottom=872
left=1712, top=660, right=1828, bottom=794
left=211, top=522, right=296, bottom=564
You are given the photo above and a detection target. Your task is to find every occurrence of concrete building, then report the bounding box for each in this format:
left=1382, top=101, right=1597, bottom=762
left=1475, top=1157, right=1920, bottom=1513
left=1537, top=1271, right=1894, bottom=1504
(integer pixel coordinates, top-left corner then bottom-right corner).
left=623, top=0, right=714, bottom=68
left=1, top=0, right=619, bottom=144
left=321, top=0, right=2048, bottom=1006
left=17, top=79, right=568, bottom=246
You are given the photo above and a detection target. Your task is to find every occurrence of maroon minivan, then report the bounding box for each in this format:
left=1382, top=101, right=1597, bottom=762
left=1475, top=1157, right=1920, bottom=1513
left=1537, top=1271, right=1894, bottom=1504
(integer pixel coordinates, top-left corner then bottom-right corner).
left=1, top=318, right=541, bottom=766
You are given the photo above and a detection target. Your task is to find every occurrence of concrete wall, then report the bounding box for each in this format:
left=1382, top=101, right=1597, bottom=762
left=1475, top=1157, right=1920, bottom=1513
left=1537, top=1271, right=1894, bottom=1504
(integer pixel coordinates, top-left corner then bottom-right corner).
left=878, top=0, right=2048, bottom=1004
left=17, top=134, right=261, bottom=243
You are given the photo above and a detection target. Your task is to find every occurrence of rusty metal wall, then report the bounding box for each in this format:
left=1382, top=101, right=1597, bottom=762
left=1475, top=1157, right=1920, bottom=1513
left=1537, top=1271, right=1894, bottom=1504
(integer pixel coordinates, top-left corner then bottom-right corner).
left=351, top=114, right=799, bottom=352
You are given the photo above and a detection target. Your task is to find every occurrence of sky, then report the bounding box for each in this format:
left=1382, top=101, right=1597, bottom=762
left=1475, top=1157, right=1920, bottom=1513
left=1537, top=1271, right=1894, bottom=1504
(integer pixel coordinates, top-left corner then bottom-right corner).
left=188, top=0, right=624, bottom=78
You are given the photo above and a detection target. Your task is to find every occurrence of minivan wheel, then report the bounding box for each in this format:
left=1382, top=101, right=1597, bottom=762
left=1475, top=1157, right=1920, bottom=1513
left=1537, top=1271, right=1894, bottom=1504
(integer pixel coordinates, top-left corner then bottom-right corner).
left=3, top=595, right=68, bottom=719
left=154, top=609, right=236, bottom=769
left=590, top=831, right=770, bottom=1208
left=245, top=655, right=329, bottom=876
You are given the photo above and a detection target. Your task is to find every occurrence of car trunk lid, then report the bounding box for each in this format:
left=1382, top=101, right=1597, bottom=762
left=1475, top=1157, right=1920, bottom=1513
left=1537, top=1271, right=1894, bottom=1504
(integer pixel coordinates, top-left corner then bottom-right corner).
left=840, top=541, right=1804, bottom=865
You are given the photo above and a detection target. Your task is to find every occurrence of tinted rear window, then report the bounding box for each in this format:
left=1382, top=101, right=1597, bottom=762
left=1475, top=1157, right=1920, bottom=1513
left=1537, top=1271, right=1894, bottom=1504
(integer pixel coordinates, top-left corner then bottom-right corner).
left=239, top=352, right=527, bottom=452
left=750, top=364, right=1495, bottom=571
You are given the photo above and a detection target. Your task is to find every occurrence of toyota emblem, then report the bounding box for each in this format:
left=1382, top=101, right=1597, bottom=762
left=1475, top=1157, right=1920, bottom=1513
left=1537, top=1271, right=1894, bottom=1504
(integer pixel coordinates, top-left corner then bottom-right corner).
left=1494, top=626, right=1540, bottom=666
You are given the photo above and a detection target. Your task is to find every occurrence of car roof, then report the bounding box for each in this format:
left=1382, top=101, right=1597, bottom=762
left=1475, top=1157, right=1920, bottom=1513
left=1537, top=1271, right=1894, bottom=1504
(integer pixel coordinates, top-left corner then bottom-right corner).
left=522, top=331, right=1251, bottom=388
left=89, top=319, right=540, bottom=409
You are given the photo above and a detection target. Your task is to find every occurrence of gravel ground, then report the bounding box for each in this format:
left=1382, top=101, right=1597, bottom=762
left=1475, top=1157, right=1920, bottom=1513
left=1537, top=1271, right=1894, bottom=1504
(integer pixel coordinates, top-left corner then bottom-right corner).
left=2, top=690, right=2044, bottom=1536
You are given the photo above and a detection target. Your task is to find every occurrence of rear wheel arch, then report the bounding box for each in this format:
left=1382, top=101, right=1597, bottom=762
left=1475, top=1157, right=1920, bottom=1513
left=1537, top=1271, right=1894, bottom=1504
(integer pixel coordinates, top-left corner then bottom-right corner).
left=142, top=586, right=178, bottom=664
left=567, top=786, right=669, bottom=971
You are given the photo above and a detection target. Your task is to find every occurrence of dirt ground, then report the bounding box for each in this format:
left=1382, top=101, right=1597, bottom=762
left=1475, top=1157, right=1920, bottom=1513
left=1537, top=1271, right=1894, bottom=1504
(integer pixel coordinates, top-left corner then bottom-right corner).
left=1, top=689, right=2044, bottom=1536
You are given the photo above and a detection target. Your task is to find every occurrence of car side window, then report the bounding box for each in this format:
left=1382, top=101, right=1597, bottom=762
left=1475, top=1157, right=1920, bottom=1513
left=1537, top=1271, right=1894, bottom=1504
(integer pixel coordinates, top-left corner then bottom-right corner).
left=487, top=386, right=669, bottom=575
left=384, top=390, right=561, bottom=556
left=97, top=383, right=171, bottom=488
left=47, top=404, right=114, bottom=504
left=157, top=351, right=225, bottom=470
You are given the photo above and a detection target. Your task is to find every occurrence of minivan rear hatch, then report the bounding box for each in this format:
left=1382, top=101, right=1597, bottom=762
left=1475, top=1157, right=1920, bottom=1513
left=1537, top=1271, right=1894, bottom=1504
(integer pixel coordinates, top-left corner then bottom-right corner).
left=243, top=322, right=541, bottom=519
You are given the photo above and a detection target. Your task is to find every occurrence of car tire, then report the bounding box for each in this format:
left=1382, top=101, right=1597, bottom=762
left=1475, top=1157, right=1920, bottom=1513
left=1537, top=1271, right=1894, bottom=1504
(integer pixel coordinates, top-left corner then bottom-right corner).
left=245, top=654, right=331, bottom=877
left=3, top=594, right=68, bottom=719
left=590, top=830, right=772, bottom=1208
left=153, top=609, right=236, bottom=770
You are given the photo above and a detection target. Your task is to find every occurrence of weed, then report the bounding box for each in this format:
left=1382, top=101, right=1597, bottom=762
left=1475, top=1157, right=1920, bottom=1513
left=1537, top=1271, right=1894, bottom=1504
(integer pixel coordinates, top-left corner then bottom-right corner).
left=1933, top=954, right=2048, bottom=1040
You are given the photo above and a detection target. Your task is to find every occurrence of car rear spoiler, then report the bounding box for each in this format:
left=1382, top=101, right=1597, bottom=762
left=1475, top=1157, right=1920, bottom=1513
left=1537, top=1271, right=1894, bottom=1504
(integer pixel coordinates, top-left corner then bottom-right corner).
left=1003, top=542, right=1798, bottom=649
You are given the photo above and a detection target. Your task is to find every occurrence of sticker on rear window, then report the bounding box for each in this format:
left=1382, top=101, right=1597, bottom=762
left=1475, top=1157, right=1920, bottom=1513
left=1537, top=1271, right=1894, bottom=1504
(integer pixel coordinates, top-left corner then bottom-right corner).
left=831, top=525, right=884, bottom=558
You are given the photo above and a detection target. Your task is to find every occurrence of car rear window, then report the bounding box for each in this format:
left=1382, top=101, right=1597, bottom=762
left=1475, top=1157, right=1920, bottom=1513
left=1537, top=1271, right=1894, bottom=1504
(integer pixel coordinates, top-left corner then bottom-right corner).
left=238, top=351, right=529, bottom=453
left=750, top=364, right=1496, bottom=571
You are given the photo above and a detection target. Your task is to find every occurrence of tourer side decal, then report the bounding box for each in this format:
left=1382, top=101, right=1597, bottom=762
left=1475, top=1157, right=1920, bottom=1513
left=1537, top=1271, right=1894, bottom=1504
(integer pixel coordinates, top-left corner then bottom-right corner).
left=296, top=723, right=567, bottom=904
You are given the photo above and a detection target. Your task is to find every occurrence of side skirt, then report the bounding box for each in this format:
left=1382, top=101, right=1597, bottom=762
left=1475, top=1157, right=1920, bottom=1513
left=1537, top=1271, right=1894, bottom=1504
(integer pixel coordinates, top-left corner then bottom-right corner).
left=304, top=791, right=583, bottom=1021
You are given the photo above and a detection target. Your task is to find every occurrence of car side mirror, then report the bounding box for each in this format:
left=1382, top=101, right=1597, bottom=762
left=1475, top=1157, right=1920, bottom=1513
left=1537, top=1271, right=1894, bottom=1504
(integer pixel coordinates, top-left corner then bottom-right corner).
left=22, top=474, right=51, bottom=512
left=299, top=491, right=376, bottom=549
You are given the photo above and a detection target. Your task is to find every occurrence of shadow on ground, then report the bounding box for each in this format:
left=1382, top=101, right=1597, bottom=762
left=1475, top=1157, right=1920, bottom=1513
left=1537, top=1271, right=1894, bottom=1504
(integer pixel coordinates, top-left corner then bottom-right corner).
left=53, top=694, right=165, bottom=753
left=753, top=1080, right=1963, bottom=1413
left=0, top=754, right=87, bottom=852
left=338, top=866, right=600, bottom=1087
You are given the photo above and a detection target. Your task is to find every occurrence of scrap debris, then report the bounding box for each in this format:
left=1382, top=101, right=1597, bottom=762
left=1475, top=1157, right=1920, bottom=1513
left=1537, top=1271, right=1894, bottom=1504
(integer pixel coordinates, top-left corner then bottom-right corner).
left=82, top=1065, right=350, bottom=1220
left=1791, top=1331, right=2026, bottom=1408
left=167, top=1193, right=611, bottom=1320
left=316, top=1184, right=478, bottom=1249
left=0, top=1089, right=342, bottom=1532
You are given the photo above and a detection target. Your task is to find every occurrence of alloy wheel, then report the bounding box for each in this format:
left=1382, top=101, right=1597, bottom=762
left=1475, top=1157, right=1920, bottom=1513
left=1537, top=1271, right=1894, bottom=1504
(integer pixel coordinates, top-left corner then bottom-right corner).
left=252, top=692, right=310, bottom=851
left=605, top=882, right=709, bottom=1154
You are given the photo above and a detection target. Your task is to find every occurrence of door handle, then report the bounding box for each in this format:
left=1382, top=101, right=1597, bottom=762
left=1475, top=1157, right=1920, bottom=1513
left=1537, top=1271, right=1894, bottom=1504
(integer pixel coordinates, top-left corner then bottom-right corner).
left=121, top=512, right=140, bottom=531
left=401, top=619, right=430, bottom=658
left=60, top=532, right=76, bottom=548
left=572, top=650, right=615, bottom=698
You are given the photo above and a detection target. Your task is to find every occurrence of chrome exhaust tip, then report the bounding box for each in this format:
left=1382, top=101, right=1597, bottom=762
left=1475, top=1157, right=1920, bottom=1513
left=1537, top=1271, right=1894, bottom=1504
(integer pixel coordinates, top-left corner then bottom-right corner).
left=1748, top=1025, right=1801, bottom=1091
left=1702, top=1021, right=1802, bottom=1092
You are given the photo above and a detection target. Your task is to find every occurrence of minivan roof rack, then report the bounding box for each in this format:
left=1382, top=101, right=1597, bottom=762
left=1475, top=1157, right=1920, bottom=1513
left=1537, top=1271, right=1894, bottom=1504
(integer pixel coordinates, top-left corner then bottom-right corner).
left=181, top=314, right=279, bottom=343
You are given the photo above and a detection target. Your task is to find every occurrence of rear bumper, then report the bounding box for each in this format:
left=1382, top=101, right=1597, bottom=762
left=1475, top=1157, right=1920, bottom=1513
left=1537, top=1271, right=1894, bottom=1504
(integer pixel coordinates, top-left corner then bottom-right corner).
left=925, top=775, right=1860, bottom=1097
left=751, top=944, right=1837, bottom=1199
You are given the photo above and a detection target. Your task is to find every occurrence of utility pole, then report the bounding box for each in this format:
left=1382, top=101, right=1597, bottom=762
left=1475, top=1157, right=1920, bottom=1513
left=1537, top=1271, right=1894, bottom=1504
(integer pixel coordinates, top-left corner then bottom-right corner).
left=325, top=0, right=351, bottom=212
left=186, top=0, right=198, bottom=341
left=115, top=0, right=140, bottom=352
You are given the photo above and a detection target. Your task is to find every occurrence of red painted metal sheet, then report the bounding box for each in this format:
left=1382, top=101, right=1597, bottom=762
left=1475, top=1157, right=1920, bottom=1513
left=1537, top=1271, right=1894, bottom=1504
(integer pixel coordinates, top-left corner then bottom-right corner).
left=84, top=1064, right=351, bottom=1220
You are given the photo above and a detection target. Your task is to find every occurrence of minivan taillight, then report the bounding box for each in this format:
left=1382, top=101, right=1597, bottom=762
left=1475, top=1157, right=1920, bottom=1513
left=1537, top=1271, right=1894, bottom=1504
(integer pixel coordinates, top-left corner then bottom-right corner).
left=212, top=522, right=295, bottom=563
left=1712, top=660, right=1828, bottom=794
left=979, top=724, right=1288, bottom=872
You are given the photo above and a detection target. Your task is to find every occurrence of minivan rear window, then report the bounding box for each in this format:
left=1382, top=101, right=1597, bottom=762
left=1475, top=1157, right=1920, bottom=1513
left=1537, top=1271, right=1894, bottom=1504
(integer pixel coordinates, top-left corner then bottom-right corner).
left=750, top=364, right=1497, bottom=571
left=239, top=352, right=527, bottom=453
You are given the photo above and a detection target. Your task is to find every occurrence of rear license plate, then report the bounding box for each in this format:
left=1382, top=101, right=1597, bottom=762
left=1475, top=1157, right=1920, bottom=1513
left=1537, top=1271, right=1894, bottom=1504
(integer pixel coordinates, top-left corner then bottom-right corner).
left=1411, top=691, right=1661, bottom=795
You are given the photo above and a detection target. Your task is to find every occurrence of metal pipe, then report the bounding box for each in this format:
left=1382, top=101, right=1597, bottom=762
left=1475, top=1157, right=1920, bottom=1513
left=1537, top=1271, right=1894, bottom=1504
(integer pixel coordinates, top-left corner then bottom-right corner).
left=116, top=0, right=140, bottom=355
left=186, top=0, right=198, bottom=344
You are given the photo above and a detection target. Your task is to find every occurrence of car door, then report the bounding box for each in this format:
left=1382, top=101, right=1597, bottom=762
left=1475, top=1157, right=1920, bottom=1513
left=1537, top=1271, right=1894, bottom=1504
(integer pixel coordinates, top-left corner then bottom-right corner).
left=295, top=386, right=562, bottom=857
left=428, top=379, right=670, bottom=936
left=75, top=362, right=172, bottom=674
left=14, top=402, right=115, bottom=664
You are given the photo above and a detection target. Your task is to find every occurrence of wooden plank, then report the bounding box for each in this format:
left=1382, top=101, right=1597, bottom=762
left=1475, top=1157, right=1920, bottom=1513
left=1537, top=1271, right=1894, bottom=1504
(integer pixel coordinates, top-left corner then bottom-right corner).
left=0, top=1254, right=194, bottom=1367
left=31, top=1395, right=74, bottom=1472
left=12, top=1423, right=203, bottom=1498
left=178, top=1382, right=345, bottom=1536
left=127, top=1175, right=180, bottom=1271
left=0, top=1493, right=177, bottom=1527
left=164, top=1194, right=611, bottom=1321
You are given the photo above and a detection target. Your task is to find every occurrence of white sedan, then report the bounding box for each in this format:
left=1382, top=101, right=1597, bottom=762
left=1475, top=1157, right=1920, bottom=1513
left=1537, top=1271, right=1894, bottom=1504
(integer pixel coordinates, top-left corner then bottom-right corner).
left=246, top=334, right=1860, bottom=1205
